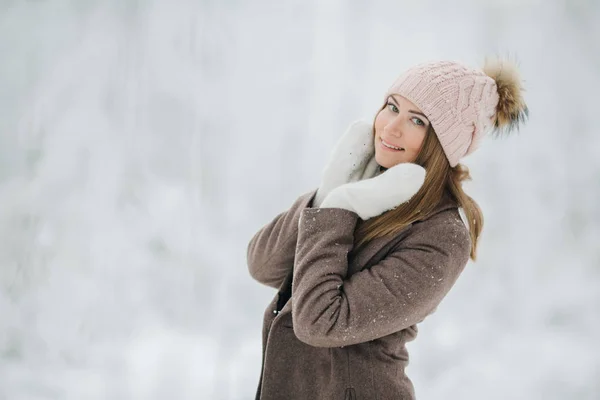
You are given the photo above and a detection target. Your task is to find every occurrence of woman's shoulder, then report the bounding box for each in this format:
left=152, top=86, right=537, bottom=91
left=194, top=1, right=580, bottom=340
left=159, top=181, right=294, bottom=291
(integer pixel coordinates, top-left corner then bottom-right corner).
left=418, top=193, right=467, bottom=231
left=417, top=207, right=469, bottom=242
left=400, top=198, right=471, bottom=257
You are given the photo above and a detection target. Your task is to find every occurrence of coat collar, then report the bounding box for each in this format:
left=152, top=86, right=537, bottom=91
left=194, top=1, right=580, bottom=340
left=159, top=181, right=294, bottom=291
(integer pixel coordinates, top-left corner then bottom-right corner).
left=348, top=192, right=459, bottom=272
left=277, top=193, right=460, bottom=299
left=427, top=192, right=460, bottom=218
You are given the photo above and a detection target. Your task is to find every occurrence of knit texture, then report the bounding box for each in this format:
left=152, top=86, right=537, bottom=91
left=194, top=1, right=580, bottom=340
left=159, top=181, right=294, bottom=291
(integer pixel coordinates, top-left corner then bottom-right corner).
left=386, top=61, right=499, bottom=167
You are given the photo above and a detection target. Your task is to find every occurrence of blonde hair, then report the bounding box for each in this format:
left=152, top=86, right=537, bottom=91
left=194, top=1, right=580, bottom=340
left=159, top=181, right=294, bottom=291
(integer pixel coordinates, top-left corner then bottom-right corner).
left=353, top=103, right=483, bottom=261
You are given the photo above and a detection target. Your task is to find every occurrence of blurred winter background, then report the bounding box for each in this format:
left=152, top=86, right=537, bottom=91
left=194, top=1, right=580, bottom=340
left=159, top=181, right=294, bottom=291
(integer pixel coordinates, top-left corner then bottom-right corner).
left=0, top=0, right=599, bottom=399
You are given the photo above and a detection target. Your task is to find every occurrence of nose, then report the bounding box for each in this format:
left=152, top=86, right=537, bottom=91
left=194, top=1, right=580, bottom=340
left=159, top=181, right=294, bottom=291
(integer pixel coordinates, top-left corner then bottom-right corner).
left=385, top=115, right=404, bottom=138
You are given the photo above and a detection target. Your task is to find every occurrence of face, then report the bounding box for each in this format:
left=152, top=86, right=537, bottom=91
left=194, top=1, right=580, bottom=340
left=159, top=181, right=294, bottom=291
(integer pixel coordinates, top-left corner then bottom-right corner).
left=374, top=94, right=430, bottom=168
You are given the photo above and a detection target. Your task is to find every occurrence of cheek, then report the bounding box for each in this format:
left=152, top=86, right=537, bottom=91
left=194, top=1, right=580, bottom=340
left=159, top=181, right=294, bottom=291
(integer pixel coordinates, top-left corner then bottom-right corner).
left=374, top=110, right=388, bottom=133
left=406, top=130, right=426, bottom=151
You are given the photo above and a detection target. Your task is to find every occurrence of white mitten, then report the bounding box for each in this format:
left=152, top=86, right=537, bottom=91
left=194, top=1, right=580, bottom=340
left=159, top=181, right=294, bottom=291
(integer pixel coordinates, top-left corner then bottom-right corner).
left=313, top=120, right=380, bottom=207
left=320, top=163, right=426, bottom=220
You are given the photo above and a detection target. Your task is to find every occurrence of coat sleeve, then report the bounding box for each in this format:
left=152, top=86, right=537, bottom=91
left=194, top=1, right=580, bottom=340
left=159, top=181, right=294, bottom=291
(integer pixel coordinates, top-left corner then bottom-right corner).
left=291, top=207, right=471, bottom=347
left=246, top=188, right=318, bottom=289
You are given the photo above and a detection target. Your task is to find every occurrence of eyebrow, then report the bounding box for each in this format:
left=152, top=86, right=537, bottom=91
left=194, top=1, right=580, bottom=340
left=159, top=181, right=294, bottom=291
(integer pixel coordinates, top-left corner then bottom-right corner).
left=388, top=95, right=430, bottom=123
left=409, top=110, right=429, bottom=121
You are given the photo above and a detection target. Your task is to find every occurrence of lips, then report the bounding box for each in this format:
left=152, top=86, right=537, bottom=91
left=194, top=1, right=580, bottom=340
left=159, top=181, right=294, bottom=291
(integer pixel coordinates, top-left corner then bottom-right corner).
left=380, top=138, right=404, bottom=151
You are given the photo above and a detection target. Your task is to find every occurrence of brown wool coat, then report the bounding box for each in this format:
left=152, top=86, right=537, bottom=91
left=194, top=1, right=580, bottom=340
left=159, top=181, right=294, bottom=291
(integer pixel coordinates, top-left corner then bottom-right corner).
left=247, top=188, right=471, bottom=400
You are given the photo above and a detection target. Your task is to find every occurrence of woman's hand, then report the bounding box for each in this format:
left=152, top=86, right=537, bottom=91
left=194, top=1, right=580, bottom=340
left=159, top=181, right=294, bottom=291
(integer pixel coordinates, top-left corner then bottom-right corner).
left=313, top=120, right=380, bottom=207
left=320, top=163, right=426, bottom=220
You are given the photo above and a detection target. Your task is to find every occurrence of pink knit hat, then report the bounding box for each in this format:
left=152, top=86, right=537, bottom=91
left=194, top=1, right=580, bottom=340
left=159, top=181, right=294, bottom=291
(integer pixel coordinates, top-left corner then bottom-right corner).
left=385, top=59, right=528, bottom=167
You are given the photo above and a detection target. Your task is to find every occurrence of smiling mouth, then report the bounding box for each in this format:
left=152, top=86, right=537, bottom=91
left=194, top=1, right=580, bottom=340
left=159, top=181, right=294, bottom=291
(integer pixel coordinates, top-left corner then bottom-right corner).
left=380, top=138, right=404, bottom=151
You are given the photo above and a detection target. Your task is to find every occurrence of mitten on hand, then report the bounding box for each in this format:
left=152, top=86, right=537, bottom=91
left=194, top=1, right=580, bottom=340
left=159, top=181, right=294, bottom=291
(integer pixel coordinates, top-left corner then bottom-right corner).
left=313, top=120, right=379, bottom=207
left=320, top=163, right=426, bottom=220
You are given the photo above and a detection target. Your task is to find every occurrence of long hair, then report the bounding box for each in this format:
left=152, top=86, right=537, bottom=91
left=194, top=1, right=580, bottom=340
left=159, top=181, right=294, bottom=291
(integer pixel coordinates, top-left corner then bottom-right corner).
left=353, top=102, right=483, bottom=261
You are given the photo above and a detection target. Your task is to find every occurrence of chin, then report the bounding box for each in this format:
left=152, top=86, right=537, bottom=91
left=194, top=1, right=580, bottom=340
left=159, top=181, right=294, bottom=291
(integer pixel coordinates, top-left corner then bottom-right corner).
left=376, top=153, right=412, bottom=169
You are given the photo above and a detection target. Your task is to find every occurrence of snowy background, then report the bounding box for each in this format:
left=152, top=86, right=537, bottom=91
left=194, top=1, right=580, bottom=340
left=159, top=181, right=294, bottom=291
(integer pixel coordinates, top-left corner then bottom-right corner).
left=1, top=0, right=599, bottom=399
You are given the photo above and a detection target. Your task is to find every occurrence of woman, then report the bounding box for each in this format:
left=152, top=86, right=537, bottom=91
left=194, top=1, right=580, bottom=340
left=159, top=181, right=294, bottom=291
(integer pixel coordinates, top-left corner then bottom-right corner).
left=247, top=58, right=528, bottom=399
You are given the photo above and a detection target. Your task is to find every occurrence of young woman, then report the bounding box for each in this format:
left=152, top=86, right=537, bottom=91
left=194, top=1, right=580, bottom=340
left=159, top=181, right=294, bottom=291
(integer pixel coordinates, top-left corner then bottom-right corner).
left=247, top=58, right=528, bottom=399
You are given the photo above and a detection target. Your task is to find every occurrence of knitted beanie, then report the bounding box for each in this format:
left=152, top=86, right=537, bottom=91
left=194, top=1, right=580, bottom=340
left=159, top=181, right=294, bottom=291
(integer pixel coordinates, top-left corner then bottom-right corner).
left=385, top=58, right=528, bottom=167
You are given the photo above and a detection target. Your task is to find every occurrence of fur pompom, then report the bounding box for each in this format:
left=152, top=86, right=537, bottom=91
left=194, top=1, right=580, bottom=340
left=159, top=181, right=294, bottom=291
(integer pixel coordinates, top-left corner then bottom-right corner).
left=483, top=57, right=529, bottom=135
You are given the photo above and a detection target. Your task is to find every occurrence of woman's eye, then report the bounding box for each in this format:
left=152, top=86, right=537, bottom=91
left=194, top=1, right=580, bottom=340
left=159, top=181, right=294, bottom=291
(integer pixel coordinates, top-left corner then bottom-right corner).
left=387, top=102, right=399, bottom=113
left=411, top=117, right=425, bottom=126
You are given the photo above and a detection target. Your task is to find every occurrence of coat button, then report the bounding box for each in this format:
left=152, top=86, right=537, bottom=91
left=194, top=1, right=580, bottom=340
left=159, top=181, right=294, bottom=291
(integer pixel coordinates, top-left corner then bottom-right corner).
left=273, top=310, right=279, bottom=315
